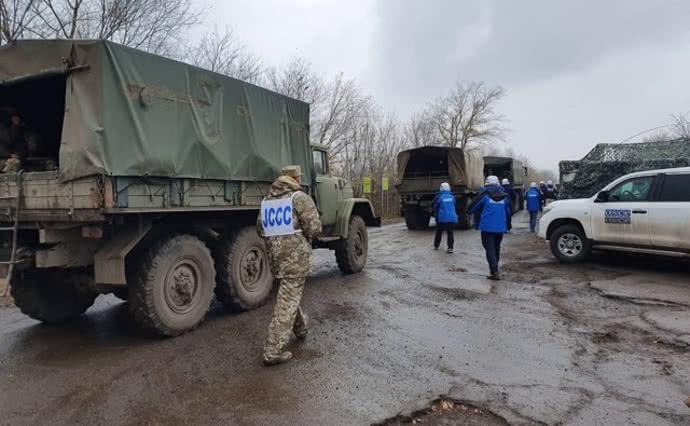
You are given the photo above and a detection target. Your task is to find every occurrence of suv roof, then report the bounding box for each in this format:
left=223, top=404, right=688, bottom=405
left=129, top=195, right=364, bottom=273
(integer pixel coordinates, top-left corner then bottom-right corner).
left=601, top=166, right=690, bottom=193
left=620, top=166, right=690, bottom=179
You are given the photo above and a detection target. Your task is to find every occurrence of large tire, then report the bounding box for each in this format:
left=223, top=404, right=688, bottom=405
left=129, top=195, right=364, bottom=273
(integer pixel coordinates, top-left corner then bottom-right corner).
left=10, top=269, right=96, bottom=323
left=213, top=227, right=273, bottom=312
left=458, top=210, right=474, bottom=230
left=404, top=206, right=430, bottom=230
left=418, top=212, right=431, bottom=229
left=335, top=215, right=368, bottom=274
left=456, top=198, right=473, bottom=230
left=128, top=234, right=215, bottom=336
left=549, top=224, right=591, bottom=263
left=404, top=206, right=420, bottom=230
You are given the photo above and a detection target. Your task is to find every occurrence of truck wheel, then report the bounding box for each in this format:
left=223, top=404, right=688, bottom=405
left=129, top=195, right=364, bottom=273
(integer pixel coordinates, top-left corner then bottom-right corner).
left=336, top=216, right=368, bottom=274
left=404, top=206, right=429, bottom=230
left=213, top=227, right=273, bottom=312
left=404, top=206, right=420, bottom=230
left=128, top=234, right=215, bottom=336
left=10, top=269, right=97, bottom=323
left=550, top=225, right=591, bottom=263
left=418, top=212, right=431, bottom=229
left=458, top=211, right=474, bottom=230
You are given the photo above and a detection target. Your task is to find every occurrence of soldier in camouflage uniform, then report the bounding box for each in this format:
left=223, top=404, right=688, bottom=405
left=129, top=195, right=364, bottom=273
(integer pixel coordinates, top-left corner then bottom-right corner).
left=257, top=165, right=322, bottom=365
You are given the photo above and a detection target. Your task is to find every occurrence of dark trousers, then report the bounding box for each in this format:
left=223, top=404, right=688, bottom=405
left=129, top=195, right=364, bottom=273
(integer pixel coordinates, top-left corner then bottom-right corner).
left=481, top=232, right=503, bottom=274
left=434, top=223, right=455, bottom=249
left=529, top=211, right=539, bottom=232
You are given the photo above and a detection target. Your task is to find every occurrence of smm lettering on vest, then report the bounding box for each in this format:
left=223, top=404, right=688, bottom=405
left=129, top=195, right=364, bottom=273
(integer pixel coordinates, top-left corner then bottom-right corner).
left=261, top=194, right=297, bottom=237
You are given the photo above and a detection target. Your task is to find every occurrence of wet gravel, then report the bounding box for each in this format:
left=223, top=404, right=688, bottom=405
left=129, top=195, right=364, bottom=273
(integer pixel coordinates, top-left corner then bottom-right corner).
left=0, top=212, right=688, bottom=425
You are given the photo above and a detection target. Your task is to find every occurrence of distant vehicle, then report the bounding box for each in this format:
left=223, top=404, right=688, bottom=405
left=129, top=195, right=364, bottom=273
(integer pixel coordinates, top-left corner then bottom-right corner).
left=483, top=156, right=528, bottom=212
left=396, top=146, right=484, bottom=230
left=538, top=167, right=690, bottom=262
left=0, top=40, right=379, bottom=336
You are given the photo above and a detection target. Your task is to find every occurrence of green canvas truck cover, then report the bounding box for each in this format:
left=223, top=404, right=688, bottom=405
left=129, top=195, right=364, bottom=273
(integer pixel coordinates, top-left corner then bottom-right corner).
left=396, top=146, right=484, bottom=190
left=0, top=40, right=311, bottom=183
left=483, top=156, right=525, bottom=186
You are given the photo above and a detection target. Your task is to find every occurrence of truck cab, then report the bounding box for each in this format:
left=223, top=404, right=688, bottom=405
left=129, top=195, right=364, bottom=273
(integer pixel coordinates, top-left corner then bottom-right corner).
left=538, top=167, right=690, bottom=262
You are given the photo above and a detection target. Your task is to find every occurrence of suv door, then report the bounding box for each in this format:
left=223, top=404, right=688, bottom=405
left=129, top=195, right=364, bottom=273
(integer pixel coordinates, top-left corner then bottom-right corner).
left=590, top=175, right=655, bottom=246
left=648, top=173, right=690, bottom=250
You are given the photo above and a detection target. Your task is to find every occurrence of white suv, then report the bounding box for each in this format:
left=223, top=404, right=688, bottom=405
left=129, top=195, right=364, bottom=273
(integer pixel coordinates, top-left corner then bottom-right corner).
left=538, top=167, right=690, bottom=262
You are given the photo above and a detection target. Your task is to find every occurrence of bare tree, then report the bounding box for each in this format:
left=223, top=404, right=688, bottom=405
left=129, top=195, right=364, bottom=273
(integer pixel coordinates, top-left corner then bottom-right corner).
left=187, top=27, right=262, bottom=83
left=428, top=81, right=506, bottom=150
left=402, top=110, right=438, bottom=148
left=313, top=73, right=371, bottom=158
left=1, top=0, right=200, bottom=54
left=265, top=58, right=371, bottom=159
left=0, top=0, right=38, bottom=44
left=264, top=57, right=325, bottom=106
left=671, top=113, right=690, bottom=139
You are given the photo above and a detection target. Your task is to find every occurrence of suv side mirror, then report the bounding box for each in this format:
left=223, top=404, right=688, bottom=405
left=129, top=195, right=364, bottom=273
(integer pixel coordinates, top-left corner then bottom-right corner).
left=595, top=190, right=609, bottom=203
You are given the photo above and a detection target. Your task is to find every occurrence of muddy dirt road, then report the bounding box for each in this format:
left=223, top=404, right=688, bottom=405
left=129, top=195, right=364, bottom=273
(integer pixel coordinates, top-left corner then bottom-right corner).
left=1, top=212, right=689, bottom=425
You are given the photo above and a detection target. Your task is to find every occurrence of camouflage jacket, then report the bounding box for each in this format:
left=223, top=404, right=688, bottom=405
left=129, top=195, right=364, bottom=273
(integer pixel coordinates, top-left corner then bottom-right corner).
left=257, top=176, right=322, bottom=278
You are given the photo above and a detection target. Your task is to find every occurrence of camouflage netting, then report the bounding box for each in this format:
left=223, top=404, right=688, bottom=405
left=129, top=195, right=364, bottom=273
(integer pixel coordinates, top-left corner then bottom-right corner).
left=559, top=139, right=690, bottom=199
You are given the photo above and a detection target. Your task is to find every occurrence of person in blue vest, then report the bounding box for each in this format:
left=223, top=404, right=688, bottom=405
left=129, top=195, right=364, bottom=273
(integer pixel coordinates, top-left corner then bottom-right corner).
left=468, top=175, right=512, bottom=280
left=432, top=182, right=458, bottom=253
left=524, top=182, right=542, bottom=232
left=501, top=178, right=516, bottom=231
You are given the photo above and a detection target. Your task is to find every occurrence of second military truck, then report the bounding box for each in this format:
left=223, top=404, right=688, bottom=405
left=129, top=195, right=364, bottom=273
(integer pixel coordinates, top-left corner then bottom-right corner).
left=483, top=156, right=528, bottom=212
left=397, top=146, right=484, bottom=230
left=0, top=40, right=379, bottom=336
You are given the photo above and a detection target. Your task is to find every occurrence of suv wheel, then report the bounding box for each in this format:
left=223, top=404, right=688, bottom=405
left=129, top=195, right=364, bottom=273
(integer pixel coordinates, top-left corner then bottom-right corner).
left=550, top=224, right=591, bottom=263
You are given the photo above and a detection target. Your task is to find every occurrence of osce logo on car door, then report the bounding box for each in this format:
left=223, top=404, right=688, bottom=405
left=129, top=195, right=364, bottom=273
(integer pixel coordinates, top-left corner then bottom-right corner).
left=604, top=209, right=632, bottom=224
left=261, top=196, right=297, bottom=237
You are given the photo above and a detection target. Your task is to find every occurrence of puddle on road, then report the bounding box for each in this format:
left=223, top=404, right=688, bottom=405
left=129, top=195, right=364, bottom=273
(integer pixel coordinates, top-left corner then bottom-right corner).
left=374, top=397, right=507, bottom=426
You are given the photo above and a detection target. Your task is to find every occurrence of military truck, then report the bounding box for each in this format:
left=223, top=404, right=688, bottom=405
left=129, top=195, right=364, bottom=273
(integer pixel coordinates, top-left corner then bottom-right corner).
left=396, top=146, right=484, bottom=230
left=0, top=40, right=379, bottom=336
left=483, top=156, right=528, bottom=212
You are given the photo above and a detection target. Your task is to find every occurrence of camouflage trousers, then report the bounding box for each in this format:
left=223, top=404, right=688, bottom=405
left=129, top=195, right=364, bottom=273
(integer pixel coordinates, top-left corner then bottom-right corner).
left=263, top=276, right=308, bottom=360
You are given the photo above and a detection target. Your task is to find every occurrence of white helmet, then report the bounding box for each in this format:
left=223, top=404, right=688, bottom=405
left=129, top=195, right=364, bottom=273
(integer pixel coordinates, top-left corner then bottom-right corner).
left=530, top=182, right=537, bottom=188
left=440, top=182, right=450, bottom=192
left=486, top=175, right=500, bottom=186
left=547, top=180, right=554, bottom=186
left=501, top=178, right=510, bottom=185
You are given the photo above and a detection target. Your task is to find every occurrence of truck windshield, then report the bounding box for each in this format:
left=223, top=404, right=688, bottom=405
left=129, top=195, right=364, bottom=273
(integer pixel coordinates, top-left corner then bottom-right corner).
left=313, top=150, right=328, bottom=175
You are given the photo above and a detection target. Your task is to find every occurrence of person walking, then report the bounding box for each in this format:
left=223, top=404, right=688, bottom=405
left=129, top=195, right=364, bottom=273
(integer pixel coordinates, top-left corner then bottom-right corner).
left=432, top=182, right=458, bottom=253
left=468, top=175, right=511, bottom=280
left=525, top=182, right=542, bottom=233
left=543, top=180, right=558, bottom=205
left=501, top=178, right=515, bottom=231
left=257, top=165, right=322, bottom=366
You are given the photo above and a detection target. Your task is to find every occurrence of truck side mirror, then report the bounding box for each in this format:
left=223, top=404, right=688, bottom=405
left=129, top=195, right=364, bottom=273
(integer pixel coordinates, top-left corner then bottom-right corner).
left=595, top=190, right=609, bottom=203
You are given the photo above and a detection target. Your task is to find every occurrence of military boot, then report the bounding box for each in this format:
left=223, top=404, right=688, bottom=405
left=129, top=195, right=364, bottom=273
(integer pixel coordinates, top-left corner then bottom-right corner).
left=293, top=312, right=309, bottom=340
left=263, top=351, right=293, bottom=366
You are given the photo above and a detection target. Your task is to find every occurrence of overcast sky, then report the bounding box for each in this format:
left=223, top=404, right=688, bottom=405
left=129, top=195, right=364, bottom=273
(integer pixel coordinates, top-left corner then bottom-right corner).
left=196, top=0, right=690, bottom=171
